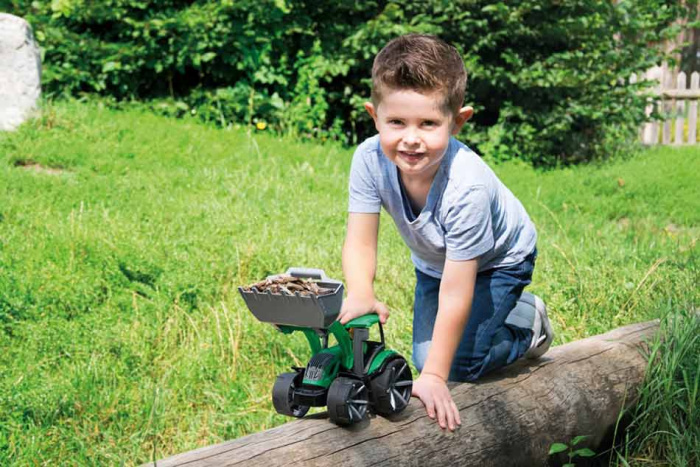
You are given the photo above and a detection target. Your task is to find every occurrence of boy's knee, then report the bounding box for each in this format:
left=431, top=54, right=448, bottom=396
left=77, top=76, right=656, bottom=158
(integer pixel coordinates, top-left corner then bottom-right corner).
left=449, top=329, right=522, bottom=382
left=447, top=353, right=485, bottom=382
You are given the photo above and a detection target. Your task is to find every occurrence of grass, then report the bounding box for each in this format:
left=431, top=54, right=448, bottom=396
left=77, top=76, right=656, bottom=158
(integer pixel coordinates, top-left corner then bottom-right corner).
left=0, top=100, right=697, bottom=465
left=614, top=308, right=699, bottom=466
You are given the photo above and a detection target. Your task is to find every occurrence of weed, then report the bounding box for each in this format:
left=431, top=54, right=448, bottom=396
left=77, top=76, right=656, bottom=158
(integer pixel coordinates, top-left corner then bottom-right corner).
left=549, top=435, right=596, bottom=466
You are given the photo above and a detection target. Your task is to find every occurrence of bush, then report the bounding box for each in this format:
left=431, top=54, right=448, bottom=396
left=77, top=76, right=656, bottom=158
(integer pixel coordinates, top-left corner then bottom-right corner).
left=7, top=0, right=694, bottom=165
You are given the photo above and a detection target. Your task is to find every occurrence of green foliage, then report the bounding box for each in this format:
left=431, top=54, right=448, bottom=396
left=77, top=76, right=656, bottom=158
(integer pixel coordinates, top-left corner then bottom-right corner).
left=5, top=0, right=693, bottom=165
left=549, top=435, right=596, bottom=466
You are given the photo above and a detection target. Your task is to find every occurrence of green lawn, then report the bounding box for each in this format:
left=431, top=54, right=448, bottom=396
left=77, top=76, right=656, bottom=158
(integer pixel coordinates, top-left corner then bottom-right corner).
left=0, top=101, right=697, bottom=465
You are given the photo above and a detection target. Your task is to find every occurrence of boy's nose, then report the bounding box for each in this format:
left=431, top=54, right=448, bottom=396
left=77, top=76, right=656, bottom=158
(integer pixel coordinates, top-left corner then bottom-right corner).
left=402, top=129, right=420, bottom=146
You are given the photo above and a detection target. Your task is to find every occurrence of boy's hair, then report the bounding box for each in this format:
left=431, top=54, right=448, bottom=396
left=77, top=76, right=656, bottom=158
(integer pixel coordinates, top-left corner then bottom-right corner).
left=371, top=34, right=467, bottom=115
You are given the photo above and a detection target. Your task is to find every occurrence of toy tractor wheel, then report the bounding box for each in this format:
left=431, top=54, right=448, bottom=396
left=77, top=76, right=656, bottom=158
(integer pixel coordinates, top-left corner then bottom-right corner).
left=327, top=377, right=369, bottom=426
left=370, top=357, right=413, bottom=416
left=272, top=372, right=309, bottom=418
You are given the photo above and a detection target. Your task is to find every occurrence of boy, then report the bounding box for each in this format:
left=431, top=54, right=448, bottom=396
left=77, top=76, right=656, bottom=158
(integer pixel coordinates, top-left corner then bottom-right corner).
left=337, top=34, right=553, bottom=432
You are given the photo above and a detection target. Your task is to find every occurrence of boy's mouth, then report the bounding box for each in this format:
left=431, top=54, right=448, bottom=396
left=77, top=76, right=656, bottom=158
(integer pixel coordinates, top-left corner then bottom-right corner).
left=398, top=151, right=425, bottom=162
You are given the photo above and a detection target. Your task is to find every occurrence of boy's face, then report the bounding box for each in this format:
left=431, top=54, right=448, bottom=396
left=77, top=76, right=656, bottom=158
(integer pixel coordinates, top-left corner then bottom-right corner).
left=365, top=89, right=472, bottom=182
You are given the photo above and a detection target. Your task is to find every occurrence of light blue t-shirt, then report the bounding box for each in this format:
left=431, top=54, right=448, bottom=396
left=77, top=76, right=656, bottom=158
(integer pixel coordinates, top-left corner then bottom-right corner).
left=348, top=135, right=537, bottom=278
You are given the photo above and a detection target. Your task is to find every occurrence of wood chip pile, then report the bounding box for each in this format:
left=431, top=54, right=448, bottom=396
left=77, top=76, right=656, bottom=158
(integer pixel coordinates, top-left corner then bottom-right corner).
left=242, top=275, right=334, bottom=297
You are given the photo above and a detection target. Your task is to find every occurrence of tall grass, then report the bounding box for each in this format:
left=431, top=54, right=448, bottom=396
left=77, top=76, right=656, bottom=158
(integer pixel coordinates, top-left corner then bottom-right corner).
left=615, top=308, right=699, bottom=466
left=0, top=100, right=697, bottom=464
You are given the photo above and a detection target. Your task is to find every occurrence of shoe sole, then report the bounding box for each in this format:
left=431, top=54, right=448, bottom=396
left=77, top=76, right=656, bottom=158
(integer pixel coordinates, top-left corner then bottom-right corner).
left=524, top=293, right=553, bottom=359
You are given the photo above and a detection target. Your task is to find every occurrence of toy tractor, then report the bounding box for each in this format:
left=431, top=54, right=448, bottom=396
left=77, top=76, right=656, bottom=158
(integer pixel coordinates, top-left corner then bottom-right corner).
left=238, top=268, right=412, bottom=426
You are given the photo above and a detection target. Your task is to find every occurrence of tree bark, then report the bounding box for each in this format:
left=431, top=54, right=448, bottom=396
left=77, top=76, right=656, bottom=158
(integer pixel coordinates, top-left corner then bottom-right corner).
left=150, top=320, right=658, bottom=467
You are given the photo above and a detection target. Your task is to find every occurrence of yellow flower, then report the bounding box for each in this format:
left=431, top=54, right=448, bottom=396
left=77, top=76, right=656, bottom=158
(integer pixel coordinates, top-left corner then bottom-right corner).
left=256, top=121, right=267, bottom=131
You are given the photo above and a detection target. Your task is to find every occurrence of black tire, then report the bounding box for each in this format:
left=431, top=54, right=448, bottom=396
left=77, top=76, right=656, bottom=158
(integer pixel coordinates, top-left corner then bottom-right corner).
left=272, top=372, right=309, bottom=418
left=327, top=377, right=369, bottom=426
left=369, top=357, right=412, bottom=416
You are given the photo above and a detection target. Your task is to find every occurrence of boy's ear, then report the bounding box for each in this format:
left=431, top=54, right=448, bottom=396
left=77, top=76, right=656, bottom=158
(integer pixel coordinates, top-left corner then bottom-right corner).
left=451, top=106, right=474, bottom=135
left=364, top=102, right=379, bottom=131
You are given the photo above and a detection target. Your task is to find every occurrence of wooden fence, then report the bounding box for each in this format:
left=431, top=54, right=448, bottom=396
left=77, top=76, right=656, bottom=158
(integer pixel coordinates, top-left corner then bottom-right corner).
left=633, top=66, right=700, bottom=145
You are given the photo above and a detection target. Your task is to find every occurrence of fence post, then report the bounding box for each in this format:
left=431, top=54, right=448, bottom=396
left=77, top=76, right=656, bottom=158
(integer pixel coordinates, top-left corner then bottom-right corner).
left=662, top=65, right=673, bottom=145
left=675, top=72, right=686, bottom=145
left=643, top=67, right=661, bottom=145
left=689, top=72, right=699, bottom=145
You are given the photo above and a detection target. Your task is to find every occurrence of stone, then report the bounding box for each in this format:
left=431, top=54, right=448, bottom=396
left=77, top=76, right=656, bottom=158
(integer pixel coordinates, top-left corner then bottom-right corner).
left=0, top=13, right=42, bottom=131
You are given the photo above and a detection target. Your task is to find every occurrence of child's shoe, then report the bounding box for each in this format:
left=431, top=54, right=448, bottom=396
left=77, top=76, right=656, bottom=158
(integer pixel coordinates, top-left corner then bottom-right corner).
left=523, top=293, right=553, bottom=359
left=506, top=292, right=554, bottom=359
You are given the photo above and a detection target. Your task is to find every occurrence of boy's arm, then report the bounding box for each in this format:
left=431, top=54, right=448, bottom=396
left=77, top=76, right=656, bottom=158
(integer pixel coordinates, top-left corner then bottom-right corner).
left=412, top=258, right=478, bottom=431
left=338, top=212, right=390, bottom=324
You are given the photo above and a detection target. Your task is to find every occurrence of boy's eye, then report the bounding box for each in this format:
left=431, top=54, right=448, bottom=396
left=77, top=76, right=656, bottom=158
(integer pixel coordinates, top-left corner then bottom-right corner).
left=423, top=121, right=437, bottom=127
left=388, top=119, right=403, bottom=125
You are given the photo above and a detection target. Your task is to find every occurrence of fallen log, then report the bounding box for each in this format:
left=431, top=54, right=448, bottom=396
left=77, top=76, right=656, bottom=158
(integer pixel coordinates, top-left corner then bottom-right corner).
left=151, top=320, right=659, bottom=467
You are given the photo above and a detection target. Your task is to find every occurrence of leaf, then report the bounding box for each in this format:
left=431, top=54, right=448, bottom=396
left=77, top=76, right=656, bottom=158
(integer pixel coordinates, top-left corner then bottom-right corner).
left=274, top=0, right=290, bottom=13
left=549, top=443, right=568, bottom=455
left=573, top=448, right=596, bottom=457
left=571, top=435, right=589, bottom=446
left=201, top=52, right=217, bottom=63
left=102, top=61, right=120, bottom=73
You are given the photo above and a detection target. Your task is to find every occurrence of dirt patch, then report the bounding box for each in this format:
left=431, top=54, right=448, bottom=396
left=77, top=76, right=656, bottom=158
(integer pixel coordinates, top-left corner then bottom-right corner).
left=13, top=159, right=65, bottom=175
left=616, top=217, right=630, bottom=229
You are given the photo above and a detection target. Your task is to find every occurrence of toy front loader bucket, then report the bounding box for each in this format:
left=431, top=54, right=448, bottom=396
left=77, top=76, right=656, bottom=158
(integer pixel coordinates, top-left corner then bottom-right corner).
left=238, top=267, right=344, bottom=329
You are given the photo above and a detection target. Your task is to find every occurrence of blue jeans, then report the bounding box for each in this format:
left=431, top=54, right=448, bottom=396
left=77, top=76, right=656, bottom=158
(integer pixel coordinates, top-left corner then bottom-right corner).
left=412, top=250, right=537, bottom=382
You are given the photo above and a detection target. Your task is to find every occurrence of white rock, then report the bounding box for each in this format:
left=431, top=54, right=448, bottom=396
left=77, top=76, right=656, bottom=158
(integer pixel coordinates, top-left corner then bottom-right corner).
left=0, top=13, right=42, bottom=131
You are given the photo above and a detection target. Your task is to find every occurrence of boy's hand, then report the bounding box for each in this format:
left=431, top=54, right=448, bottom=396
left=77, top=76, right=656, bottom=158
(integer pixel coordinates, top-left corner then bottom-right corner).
left=411, top=372, right=461, bottom=431
left=338, top=295, right=390, bottom=325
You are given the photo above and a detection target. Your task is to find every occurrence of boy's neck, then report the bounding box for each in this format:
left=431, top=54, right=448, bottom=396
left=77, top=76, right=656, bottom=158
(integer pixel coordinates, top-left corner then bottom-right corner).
left=398, top=162, right=440, bottom=187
